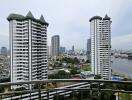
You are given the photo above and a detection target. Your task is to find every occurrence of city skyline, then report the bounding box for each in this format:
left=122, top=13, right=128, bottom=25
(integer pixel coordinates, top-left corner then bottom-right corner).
left=0, top=0, right=132, bottom=50
left=0, top=1, right=132, bottom=99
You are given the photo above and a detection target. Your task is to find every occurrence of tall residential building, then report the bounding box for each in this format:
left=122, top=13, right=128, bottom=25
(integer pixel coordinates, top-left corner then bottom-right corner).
left=1, top=47, right=8, bottom=56
left=90, top=15, right=112, bottom=80
left=86, top=38, right=91, bottom=61
left=7, top=11, right=49, bottom=89
left=51, top=35, right=60, bottom=56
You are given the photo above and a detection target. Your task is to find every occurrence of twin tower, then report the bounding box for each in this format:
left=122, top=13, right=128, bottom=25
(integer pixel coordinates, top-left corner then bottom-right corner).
left=7, top=11, right=48, bottom=89
left=7, top=11, right=111, bottom=89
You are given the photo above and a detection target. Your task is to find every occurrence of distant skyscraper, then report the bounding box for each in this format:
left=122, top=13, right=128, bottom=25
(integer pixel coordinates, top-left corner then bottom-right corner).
left=72, top=45, right=74, bottom=52
left=60, top=46, right=66, bottom=54
left=1, top=47, right=7, bottom=56
left=7, top=11, right=49, bottom=89
left=71, top=45, right=75, bottom=55
left=90, top=15, right=112, bottom=80
left=47, top=46, right=51, bottom=57
left=86, top=38, right=91, bottom=61
left=51, top=35, right=60, bottom=56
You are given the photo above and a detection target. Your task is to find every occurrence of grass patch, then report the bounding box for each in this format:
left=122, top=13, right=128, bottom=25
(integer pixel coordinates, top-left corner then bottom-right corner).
left=82, top=64, right=91, bottom=71
left=120, top=93, right=132, bottom=100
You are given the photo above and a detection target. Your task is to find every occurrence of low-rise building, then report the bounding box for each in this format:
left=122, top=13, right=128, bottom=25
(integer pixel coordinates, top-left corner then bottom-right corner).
left=81, top=71, right=94, bottom=79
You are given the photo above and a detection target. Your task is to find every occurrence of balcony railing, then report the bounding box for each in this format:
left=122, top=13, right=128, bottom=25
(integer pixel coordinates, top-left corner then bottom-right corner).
left=0, top=79, right=132, bottom=100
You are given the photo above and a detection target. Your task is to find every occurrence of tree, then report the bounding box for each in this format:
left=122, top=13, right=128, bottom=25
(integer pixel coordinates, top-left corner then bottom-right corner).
left=0, top=86, right=4, bottom=93
left=82, top=59, right=85, bottom=63
left=94, top=75, right=101, bottom=79
left=70, top=68, right=79, bottom=75
left=53, top=62, right=63, bottom=68
left=61, top=57, right=80, bottom=64
left=73, top=57, right=80, bottom=64
left=48, top=74, right=56, bottom=79
left=48, top=70, right=70, bottom=79
left=57, top=70, right=70, bottom=79
left=85, top=60, right=91, bottom=63
left=100, top=91, right=115, bottom=100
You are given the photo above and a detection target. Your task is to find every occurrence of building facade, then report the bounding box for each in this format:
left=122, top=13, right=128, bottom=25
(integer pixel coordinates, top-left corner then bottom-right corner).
left=7, top=11, right=49, bottom=89
left=1, top=47, right=8, bottom=56
left=90, top=15, right=112, bottom=80
left=51, top=35, right=60, bottom=57
left=86, top=38, right=91, bottom=62
left=59, top=46, right=66, bottom=55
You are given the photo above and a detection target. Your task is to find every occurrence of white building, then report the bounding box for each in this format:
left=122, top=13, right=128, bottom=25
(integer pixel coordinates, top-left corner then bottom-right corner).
left=81, top=71, right=94, bottom=79
left=90, top=15, right=112, bottom=80
left=7, top=11, right=49, bottom=89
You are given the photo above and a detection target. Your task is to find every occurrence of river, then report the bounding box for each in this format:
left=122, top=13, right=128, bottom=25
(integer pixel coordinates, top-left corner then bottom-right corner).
left=112, top=58, right=132, bottom=78
left=75, top=55, right=132, bottom=78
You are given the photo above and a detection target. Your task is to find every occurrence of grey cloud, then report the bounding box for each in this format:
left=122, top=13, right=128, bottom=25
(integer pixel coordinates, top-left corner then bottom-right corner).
left=0, top=0, right=132, bottom=50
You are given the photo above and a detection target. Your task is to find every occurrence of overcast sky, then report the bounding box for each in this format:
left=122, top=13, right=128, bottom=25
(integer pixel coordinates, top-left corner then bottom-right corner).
left=0, top=0, right=132, bottom=50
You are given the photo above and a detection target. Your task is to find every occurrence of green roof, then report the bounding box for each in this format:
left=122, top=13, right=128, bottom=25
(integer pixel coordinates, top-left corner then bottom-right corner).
left=7, top=13, right=24, bottom=20
left=7, top=11, right=49, bottom=26
left=89, top=16, right=102, bottom=22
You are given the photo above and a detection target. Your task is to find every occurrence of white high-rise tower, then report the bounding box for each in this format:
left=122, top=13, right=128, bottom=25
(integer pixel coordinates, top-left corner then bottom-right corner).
left=90, top=15, right=112, bottom=80
left=7, top=11, right=49, bottom=89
